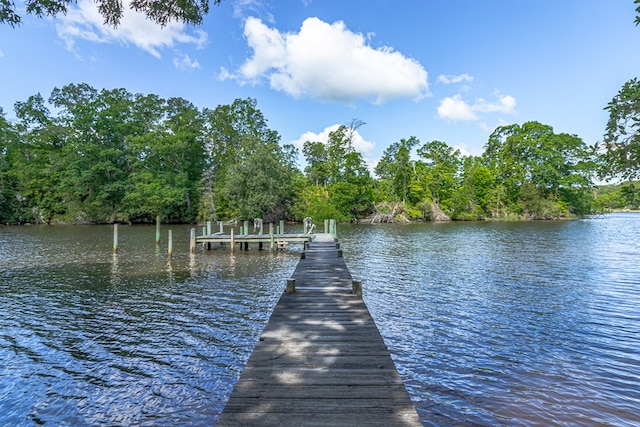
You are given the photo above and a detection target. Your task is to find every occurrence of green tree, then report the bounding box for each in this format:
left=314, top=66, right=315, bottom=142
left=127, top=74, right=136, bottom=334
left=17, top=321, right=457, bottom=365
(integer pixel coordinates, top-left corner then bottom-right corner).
left=0, top=108, right=21, bottom=222
left=484, top=121, right=593, bottom=217
left=201, top=98, right=296, bottom=221
left=417, top=140, right=461, bottom=212
left=48, top=85, right=143, bottom=222
left=299, top=122, right=373, bottom=220
left=302, top=141, right=329, bottom=187
left=124, top=97, right=205, bottom=222
left=222, top=134, right=297, bottom=221
left=452, top=155, right=496, bottom=219
left=1, top=0, right=224, bottom=27
left=291, top=184, right=344, bottom=222
left=374, top=136, right=420, bottom=203
left=620, top=182, right=640, bottom=209
left=601, top=78, right=640, bottom=180
left=11, top=93, right=68, bottom=223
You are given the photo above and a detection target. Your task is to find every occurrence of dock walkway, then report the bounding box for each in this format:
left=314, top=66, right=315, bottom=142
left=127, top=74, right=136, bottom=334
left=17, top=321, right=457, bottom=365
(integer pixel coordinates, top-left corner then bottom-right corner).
left=217, top=237, right=422, bottom=426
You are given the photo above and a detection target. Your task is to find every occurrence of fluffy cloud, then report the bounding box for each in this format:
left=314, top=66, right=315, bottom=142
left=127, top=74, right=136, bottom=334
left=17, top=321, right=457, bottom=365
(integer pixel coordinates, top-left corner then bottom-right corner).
left=55, top=0, right=207, bottom=58
left=173, top=54, right=201, bottom=70
left=228, top=17, right=428, bottom=104
left=437, top=93, right=516, bottom=123
left=437, top=73, right=473, bottom=85
left=437, top=94, right=478, bottom=122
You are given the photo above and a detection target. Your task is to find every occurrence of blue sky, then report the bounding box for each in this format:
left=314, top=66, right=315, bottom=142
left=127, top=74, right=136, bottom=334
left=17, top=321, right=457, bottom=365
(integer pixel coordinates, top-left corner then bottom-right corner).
left=1, top=0, right=639, bottom=169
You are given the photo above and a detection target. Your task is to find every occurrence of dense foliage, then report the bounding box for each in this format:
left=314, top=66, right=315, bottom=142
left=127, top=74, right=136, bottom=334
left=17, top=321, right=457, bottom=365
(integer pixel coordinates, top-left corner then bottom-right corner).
left=601, top=78, right=640, bottom=180
left=0, top=83, right=635, bottom=225
left=0, top=86, right=295, bottom=224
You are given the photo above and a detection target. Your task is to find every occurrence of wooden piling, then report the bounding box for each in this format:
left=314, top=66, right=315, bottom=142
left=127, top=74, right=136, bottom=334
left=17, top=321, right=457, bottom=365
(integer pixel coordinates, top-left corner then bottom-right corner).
left=286, top=278, right=296, bottom=293
left=113, top=224, right=119, bottom=252
left=190, top=228, right=196, bottom=254
left=352, top=280, right=362, bottom=297
left=269, top=223, right=274, bottom=250
left=230, top=228, right=235, bottom=253
left=155, top=215, right=160, bottom=244
left=168, top=230, right=173, bottom=257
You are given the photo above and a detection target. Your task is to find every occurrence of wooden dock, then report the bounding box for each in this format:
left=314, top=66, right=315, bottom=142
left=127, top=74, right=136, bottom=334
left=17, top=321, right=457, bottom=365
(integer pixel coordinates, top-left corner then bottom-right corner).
left=196, top=232, right=312, bottom=251
left=217, top=235, right=422, bottom=426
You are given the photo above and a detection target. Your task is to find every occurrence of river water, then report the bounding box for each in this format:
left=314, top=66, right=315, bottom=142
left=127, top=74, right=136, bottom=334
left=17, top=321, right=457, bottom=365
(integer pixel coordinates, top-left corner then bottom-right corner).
left=1, top=214, right=639, bottom=426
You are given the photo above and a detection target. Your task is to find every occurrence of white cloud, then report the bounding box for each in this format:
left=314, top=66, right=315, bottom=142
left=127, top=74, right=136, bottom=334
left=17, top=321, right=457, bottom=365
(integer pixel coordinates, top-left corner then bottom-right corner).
left=473, top=92, right=516, bottom=114
left=229, top=17, right=428, bottom=104
left=437, top=73, right=473, bottom=85
left=437, top=93, right=516, bottom=123
left=55, top=0, right=207, bottom=58
left=173, top=53, right=201, bottom=70
left=437, top=94, right=478, bottom=122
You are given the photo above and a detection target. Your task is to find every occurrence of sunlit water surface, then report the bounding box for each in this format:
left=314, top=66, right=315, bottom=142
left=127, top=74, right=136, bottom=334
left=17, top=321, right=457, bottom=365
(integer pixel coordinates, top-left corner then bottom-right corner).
left=1, top=215, right=639, bottom=426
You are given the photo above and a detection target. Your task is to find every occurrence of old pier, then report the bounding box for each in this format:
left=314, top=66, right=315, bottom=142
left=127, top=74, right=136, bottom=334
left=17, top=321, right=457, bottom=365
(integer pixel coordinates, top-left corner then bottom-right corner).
left=217, top=233, right=421, bottom=426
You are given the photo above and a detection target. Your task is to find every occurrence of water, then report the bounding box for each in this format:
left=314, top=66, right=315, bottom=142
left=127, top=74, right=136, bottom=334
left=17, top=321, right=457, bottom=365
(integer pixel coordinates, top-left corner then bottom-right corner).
left=341, top=215, right=640, bottom=426
left=0, top=225, right=301, bottom=426
left=1, top=215, right=639, bottom=426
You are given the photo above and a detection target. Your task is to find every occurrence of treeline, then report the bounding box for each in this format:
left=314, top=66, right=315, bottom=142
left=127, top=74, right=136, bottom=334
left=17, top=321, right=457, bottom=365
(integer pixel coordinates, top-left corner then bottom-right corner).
left=0, top=83, right=624, bottom=225
left=0, top=85, right=297, bottom=224
left=593, top=182, right=640, bottom=211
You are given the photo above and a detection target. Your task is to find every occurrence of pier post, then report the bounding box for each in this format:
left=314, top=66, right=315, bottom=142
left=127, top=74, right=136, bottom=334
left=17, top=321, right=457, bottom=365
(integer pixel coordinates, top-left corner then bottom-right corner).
left=243, top=220, right=249, bottom=236
left=206, top=221, right=212, bottom=250
left=352, top=280, right=362, bottom=297
left=286, top=279, right=296, bottom=293
left=230, top=228, right=235, bottom=253
left=168, top=230, right=173, bottom=258
left=279, top=220, right=285, bottom=235
left=113, top=224, right=119, bottom=252
left=190, top=228, right=196, bottom=254
left=270, top=223, right=274, bottom=250
left=324, top=219, right=329, bottom=234
left=155, top=215, right=160, bottom=244
left=219, top=221, right=224, bottom=233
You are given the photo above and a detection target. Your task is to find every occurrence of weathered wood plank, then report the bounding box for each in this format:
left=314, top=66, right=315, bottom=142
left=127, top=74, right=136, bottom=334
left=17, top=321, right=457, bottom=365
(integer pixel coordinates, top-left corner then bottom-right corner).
left=217, top=240, right=421, bottom=427
left=217, top=412, right=421, bottom=427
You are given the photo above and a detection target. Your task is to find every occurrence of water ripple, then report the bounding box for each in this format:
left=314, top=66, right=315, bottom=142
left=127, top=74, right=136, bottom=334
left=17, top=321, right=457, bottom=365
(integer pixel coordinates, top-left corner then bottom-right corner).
left=2, top=219, right=640, bottom=426
left=342, top=216, right=640, bottom=427
left=1, top=225, right=299, bottom=426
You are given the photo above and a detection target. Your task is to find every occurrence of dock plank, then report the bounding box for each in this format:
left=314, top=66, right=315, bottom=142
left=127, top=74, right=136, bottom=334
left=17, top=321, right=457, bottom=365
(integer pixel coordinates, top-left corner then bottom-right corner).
left=217, top=240, right=421, bottom=426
